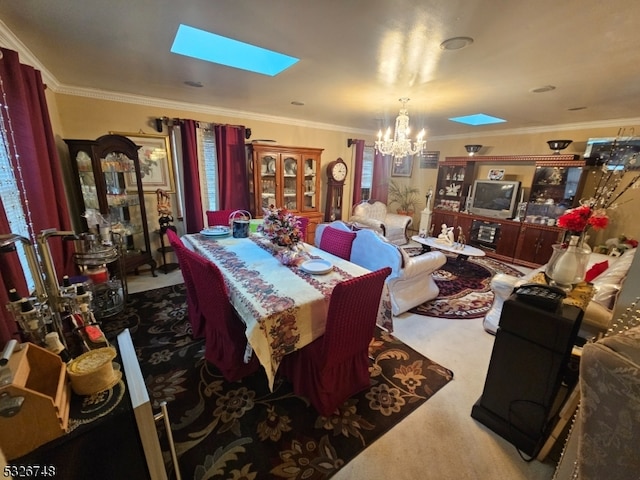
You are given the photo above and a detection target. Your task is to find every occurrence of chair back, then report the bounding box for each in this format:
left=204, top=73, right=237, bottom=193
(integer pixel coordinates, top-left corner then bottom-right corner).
left=318, top=225, right=356, bottom=260
left=320, top=267, right=391, bottom=367
left=205, top=209, right=236, bottom=227
left=181, top=247, right=260, bottom=381
left=165, top=228, right=204, bottom=338
left=296, top=216, right=310, bottom=243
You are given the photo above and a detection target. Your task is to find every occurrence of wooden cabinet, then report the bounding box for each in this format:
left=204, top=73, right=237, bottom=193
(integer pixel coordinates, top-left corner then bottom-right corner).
left=249, top=144, right=324, bottom=244
left=431, top=154, right=586, bottom=266
left=65, top=135, right=157, bottom=276
left=430, top=209, right=562, bottom=267
left=495, top=222, right=521, bottom=260
left=515, top=224, right=563, bottom=267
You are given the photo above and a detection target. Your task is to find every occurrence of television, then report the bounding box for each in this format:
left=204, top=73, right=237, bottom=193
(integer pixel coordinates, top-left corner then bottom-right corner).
left=584, top=137, right=640, bottom=169
left=469, top=179, right=521, bottom=219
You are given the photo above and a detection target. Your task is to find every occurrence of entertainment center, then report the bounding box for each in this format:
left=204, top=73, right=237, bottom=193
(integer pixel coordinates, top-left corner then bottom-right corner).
left=432, top=154, right=588, bottom=268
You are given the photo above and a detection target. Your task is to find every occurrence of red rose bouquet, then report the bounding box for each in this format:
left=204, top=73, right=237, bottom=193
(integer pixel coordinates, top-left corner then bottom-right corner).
left=557, top=204, right=609, bottom=233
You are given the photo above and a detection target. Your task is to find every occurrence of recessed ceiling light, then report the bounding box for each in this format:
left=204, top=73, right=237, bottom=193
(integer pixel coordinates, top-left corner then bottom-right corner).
left=171, top=24, right=299, bottom=76
left=530, top=85, right=556, bottom=93
left=291, top=101, right=305, bottom=106
left=440, top=37, right=474, bottom=50
left=184, top=80, right=203, bottom=87
left=449, top=113, right=506, bottom=126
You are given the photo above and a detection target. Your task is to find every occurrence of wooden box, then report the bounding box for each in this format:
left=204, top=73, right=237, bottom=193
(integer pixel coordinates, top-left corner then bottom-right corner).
left=0, top=342, right=70, bottom=460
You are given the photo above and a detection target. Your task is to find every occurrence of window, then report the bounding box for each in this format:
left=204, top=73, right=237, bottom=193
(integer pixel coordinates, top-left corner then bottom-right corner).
left=197, top=126, right=219, bottom=211
left=360, top=146, right=375, bottom=201
left=0, top=123, right=35, bottom=291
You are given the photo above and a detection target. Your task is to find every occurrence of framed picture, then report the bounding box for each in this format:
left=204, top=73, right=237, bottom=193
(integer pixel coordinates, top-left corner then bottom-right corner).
left=111, top=132, right=176, bottom=193
left=391, top=155, right=414, bottom=177
left=488, top=168, right=505, bottom=180
left=419, top=151, right=440, bottom=169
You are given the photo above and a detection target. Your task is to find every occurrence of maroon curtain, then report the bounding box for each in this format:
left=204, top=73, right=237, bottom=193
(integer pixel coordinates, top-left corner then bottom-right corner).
left=351, top=139, right=365, bottom=206
left=214, top=125, right=249, bottom=211
left=180, top=119, right=205, bottom=233
left=0, top=47, right=73, bottom=345
left=371, top=151, right=391, bottom=204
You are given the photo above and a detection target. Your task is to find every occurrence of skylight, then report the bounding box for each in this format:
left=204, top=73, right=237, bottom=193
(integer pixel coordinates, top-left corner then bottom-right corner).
left=171, top=24, right=299, bottom=76
left=449, top=114, right=506, bottom=126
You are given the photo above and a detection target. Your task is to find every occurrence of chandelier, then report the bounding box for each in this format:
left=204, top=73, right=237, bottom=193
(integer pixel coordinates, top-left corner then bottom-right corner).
left=375, top=98, right=426, bottom=164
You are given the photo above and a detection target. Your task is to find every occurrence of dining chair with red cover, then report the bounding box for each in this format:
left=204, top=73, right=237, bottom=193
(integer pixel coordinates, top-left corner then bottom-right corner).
left=182, top=247, right=262, bottom=382
left=278, top=267, right=392, bottom=416
left=205, top=209, right=236, bottom=227
left=165, top=228, right=205, bottom=339
left=318, top=225, right=356, bottom=260
left=296, top=216, right=310, bottom=243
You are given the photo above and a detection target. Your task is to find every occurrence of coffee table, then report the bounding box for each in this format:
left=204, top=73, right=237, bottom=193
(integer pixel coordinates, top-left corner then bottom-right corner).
left=411, top=235, right=486, bottom=262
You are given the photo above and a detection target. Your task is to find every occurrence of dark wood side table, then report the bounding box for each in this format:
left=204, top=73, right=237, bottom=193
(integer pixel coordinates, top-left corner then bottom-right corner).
left=157, top=226, right=179, bottom=274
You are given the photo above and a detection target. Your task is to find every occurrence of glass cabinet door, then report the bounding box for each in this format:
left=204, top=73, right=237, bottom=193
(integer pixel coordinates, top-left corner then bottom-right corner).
left=259, top=153, right=277, bottom=209
left=75, top=150, right=99, bottom=210
left=101, top=151, right=142, bottom=253
left=526, top=166, right=584, bottom=222
left=301, top=155, right=318, bottom=212
left=282, top=154, right=299, bottom=210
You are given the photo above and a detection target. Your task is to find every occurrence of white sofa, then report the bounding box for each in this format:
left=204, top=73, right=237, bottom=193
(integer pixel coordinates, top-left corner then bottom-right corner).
left=349, top=200, right=412, bottom=245
left=315, top=221, right=446, bottom=315
left=484, top=248, right=637, bottom=336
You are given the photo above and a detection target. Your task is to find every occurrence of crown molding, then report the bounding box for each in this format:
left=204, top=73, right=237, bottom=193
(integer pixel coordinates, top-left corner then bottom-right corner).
left=428, top=117, right=640, bottom=141
left=53, top=84, right=372, bottom=135
left=0, top=19, right=59, bottom=90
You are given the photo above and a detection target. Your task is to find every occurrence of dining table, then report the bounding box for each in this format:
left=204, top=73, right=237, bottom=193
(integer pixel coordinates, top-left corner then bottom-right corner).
left=182, top=232, right=393, bottom=390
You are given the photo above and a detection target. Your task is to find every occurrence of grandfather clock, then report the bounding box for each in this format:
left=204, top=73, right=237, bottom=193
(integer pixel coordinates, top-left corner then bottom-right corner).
left=324, top=157, right=348, bottom=222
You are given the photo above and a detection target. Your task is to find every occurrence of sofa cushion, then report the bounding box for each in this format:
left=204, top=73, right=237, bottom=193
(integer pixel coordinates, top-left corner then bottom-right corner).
left=591, top=248, right=636, bottom=310
left=319, top=226, right=356, bottom=260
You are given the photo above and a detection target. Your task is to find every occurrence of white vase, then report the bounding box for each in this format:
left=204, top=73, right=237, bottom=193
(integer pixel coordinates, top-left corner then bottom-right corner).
left=546, top=235, right=590, bottom=289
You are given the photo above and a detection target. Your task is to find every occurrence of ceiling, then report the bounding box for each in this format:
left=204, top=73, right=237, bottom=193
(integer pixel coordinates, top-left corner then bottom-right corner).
left=2, top=0, right=640, bottom=139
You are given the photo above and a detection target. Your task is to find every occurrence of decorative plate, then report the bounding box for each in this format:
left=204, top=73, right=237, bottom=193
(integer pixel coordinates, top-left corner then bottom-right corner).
left=300, top=259, right=333, bottom=275
left=267, top=159, right=276, bottom=173
left=200, top=226, right=231, bottom=236
left=488, top=169, right=505, bottom=180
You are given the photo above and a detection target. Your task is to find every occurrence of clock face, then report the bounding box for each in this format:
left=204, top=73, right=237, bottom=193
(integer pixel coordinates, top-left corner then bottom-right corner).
left=332, top=162, right=347, bottom=182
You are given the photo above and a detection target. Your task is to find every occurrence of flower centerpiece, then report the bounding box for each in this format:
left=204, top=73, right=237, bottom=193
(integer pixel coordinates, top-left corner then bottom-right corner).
left=258, top=205, right=307, bottom=266
left=258, top=205, right=303, bottom=247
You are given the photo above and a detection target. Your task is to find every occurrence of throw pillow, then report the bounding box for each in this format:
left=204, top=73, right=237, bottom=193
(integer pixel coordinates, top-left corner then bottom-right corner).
left=585, top=260, right=608, bottom=283
left=319, top=226, right=356, bottom=260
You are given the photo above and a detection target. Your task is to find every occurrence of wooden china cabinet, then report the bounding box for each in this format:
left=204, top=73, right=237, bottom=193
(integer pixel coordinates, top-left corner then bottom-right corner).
left=65, top=134, right=157, bottom=276
left=248, top=143, right=324, bottom=244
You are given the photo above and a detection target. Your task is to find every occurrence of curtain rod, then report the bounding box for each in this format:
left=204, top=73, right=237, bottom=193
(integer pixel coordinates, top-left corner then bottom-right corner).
left=155, top=116, right=246, bottom=130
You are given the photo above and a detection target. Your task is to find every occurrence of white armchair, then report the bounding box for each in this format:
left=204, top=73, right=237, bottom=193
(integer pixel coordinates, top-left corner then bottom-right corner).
left=349, top=200, right=412, bottom=245
left=316, top=221, right=446, bottom=315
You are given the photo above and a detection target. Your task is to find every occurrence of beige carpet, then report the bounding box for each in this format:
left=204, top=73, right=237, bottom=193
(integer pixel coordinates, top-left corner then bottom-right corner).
left=127, top=268, right=557, bottom=479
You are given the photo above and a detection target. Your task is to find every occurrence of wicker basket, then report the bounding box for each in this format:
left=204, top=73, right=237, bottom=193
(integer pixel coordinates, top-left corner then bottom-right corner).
left=67, top=347, right=120, bottom=395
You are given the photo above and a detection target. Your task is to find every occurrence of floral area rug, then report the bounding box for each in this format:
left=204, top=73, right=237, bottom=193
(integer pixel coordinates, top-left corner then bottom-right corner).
left=403, top=247, right=523, bottom=319
left=108, top=284, right=453, bottom=480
